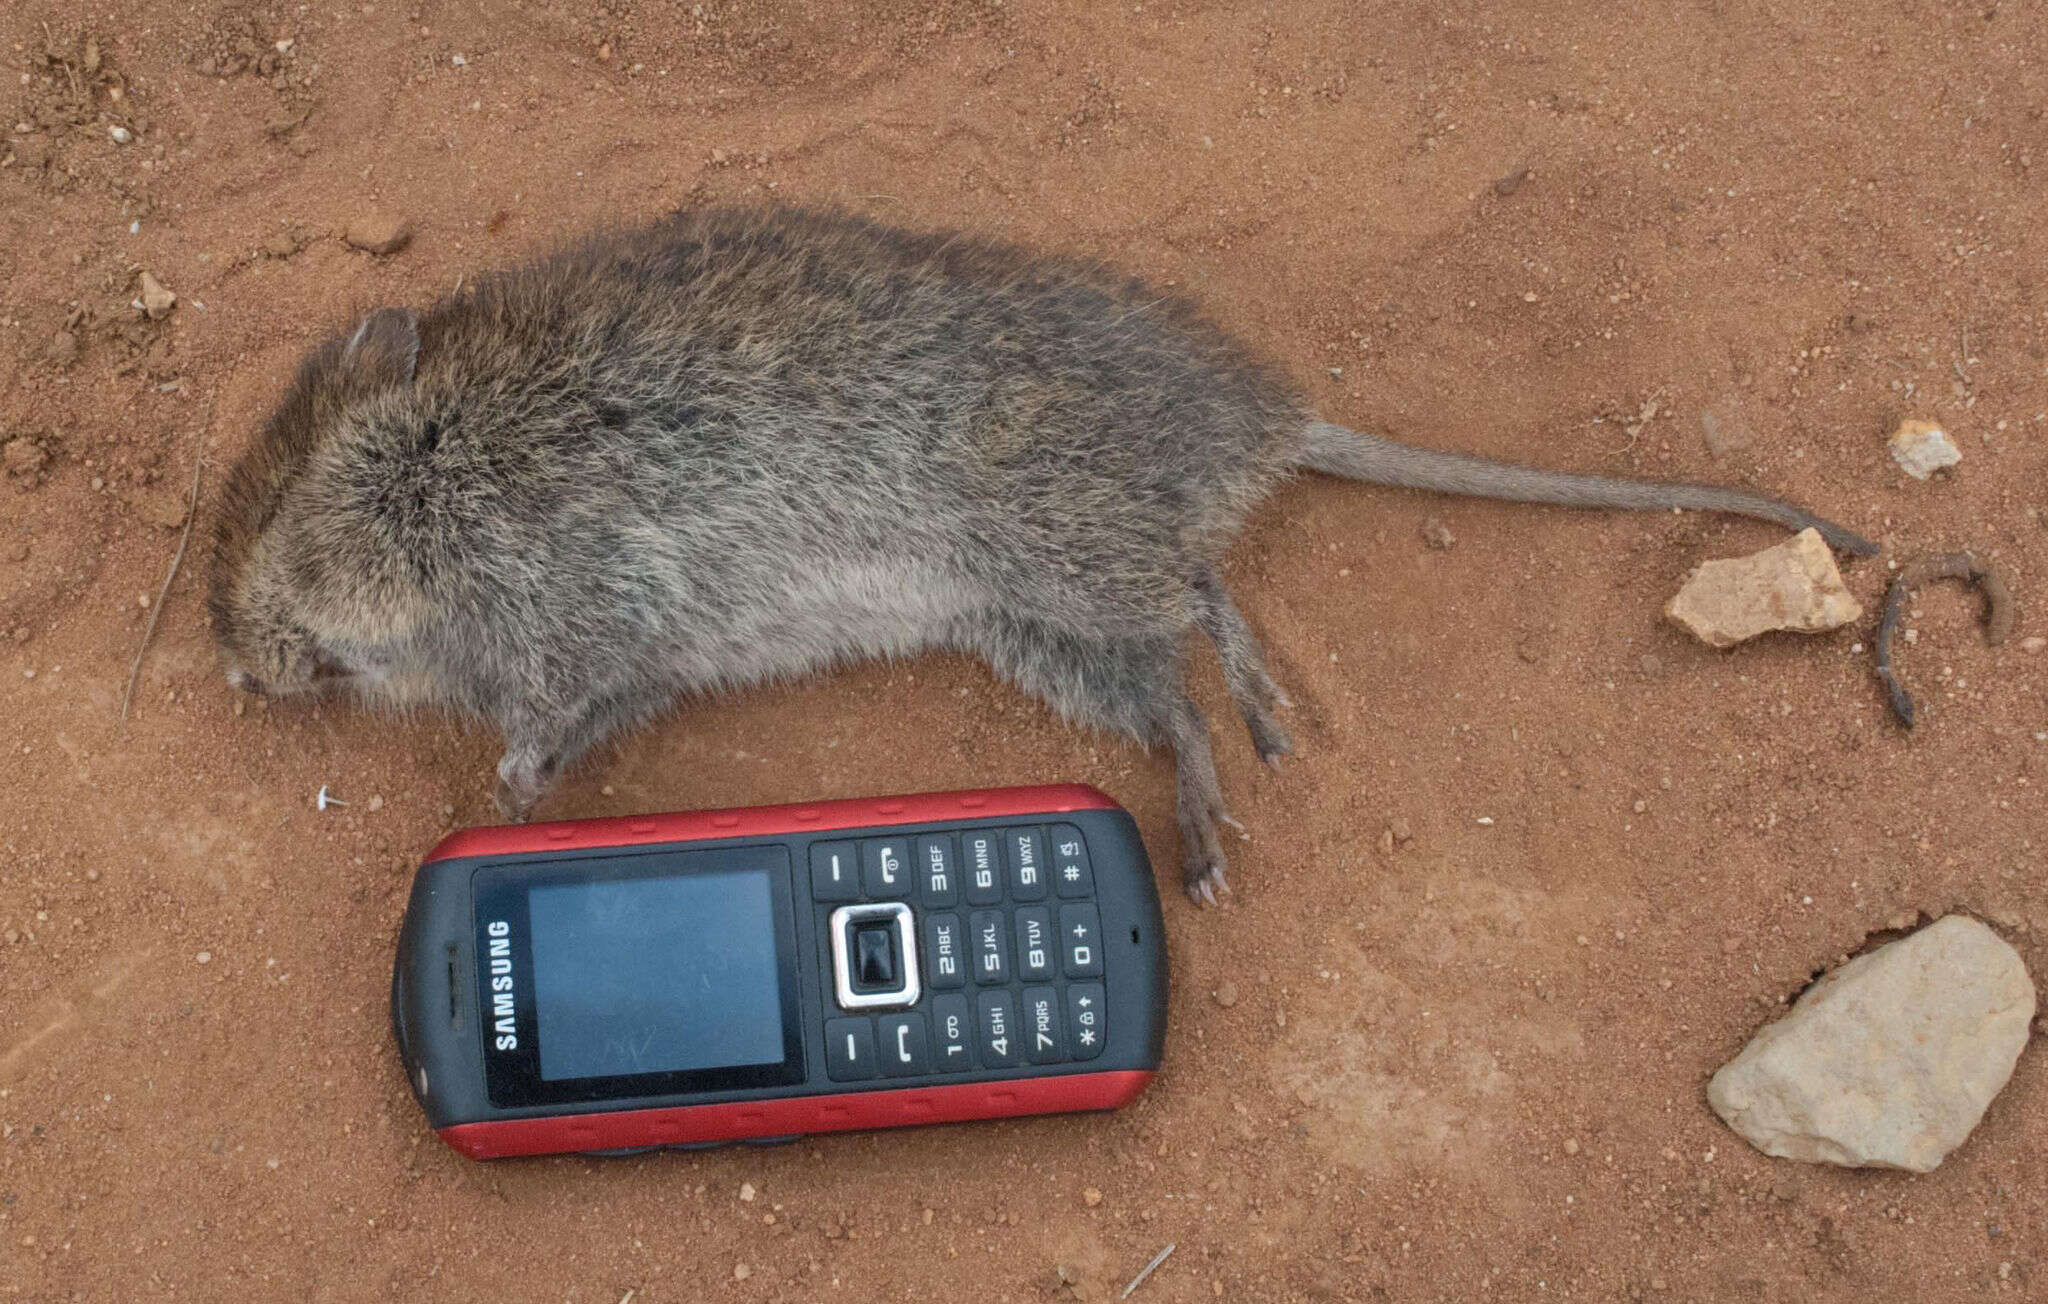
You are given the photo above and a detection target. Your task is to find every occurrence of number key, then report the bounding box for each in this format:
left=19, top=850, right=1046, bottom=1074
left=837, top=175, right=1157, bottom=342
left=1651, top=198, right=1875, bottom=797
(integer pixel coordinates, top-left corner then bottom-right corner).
left=1059, top=902, right=1104, bottom=978
left=1014, top=906, right=1054, bottom=981
left=932, top=994, right=973, bottom=1073
left=975, top=990, right=1020, bottom=1067
left=969, top=909, right=1010, bottom=984
left=961, top=831, right=1003, bottom=905
left=1004, top=827, right=1048, bottom=901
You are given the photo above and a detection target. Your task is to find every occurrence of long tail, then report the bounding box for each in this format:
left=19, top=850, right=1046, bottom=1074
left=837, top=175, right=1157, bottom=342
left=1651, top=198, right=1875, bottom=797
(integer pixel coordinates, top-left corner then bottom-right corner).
left=1292, top=420, right=1879, bottom=556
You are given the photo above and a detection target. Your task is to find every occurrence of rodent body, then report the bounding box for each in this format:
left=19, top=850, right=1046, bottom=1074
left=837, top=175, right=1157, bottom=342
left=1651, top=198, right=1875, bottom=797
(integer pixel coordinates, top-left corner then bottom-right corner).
left=209, top=205, right=1875, bottom=902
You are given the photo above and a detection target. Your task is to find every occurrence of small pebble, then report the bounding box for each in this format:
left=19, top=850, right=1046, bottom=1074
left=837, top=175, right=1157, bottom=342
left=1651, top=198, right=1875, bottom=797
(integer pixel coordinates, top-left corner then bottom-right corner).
left=196, top=950, right=212, bottom=964
left=732, top=1264, right=750, bottom=1282
left=137, top=272, right=177, bottom=320
left=1888, top=418, right=1961, bottom=479
left=1563, top=1137, right=1580, bottom=1155
left=739, top=1182, right=756, bottom=1202
left=108, top=125, right=132, bottom=144
left=1082, top=1187, right=1103, bottom=1207
left=1211, top=981, right=1238, bottom=1008
left=344, top=212, right=414, bottom=255
left=368, top=794, right=384, bottom=812
left=2021, top=636, right=2045, bottom=654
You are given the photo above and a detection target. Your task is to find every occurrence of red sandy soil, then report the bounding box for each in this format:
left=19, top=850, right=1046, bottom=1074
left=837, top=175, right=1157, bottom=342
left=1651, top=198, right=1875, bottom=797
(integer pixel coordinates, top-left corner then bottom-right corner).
left=3, top=2, right=2045, bottom=1300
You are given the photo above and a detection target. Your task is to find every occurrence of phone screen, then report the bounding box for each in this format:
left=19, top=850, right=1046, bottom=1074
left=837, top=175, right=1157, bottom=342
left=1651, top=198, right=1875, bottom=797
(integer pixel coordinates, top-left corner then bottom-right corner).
left=473, top=847, right=806, bottom=1107
left=528, top=869, right=786, bottom=1080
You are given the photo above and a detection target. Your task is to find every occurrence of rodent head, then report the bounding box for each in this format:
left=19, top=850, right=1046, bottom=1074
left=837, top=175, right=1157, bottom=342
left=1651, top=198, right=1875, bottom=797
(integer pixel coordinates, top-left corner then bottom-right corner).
left=208, top=308, right=435, bottom=700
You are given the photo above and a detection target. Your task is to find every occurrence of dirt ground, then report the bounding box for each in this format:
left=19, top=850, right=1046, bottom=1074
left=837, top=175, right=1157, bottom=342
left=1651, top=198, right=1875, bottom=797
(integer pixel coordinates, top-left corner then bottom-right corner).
left=3, top=1, right=2046, bottom=1299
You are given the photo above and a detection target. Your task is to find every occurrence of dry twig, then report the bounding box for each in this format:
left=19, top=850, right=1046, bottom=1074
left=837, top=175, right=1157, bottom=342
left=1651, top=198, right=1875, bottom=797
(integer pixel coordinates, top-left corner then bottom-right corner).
left=120, top=446, right=204, bottom=721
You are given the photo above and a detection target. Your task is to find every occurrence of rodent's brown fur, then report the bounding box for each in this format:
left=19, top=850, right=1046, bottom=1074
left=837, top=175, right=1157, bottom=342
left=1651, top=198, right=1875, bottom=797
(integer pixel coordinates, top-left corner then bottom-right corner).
left=209, top=204, right=1875, bottom=902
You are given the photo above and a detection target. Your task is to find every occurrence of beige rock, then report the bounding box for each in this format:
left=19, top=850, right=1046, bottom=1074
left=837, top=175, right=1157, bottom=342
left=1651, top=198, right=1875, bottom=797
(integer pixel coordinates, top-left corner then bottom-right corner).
left=138, top=272, right=176, bottom=320
left=1888, top=418, right=1961, bottom=479
left=344, top=212, right=413, bottom=256
left=1664, top=528, right=1862, bottom=648
left=1708, top=916, right=2035, bottom=1172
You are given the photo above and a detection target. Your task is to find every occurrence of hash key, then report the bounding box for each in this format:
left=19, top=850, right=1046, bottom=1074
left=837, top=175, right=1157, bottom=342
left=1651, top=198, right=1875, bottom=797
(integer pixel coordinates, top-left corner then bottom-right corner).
left=1049, top=824, right=1094, bottom=898
left=1059, top=902, right=1104, bottom=978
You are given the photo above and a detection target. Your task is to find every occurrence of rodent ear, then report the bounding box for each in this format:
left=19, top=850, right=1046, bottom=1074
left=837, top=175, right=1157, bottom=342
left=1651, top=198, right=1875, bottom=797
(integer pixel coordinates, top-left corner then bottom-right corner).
left=341, top=308, right=420, bottom=387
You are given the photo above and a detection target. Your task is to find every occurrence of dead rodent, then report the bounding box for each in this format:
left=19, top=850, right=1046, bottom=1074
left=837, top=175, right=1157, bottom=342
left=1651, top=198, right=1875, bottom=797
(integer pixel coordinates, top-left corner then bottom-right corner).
left=208, top=204, right=1877, bottom=903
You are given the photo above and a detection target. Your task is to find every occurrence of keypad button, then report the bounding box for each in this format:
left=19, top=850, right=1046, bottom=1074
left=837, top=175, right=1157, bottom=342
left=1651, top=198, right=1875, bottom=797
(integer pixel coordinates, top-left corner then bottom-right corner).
left=861, top=838, right=912, bottom=898
left=824, top=1017, right=877, bottom=1081
left=975, top=990, right=1020, bottom=1067
left=1065, top=983, right=1106, bottom=1060
left=876, top=1013, right=931, bottom=1077
left=1014, top=906, right=1055, bottom=981
left=1004, top=827, right=1049, bottom=901
left=1059, top=903, right=1105, bottom=978
left=915, top=834, right=959, bottom=907
left=1021, top=986, right=1065, bottom=1064
left=931, top=994, right=974, bottom=1073
left=1049, top=824, right=1095, bottom=898
left=810, top=841, right=859, bottom=902
left=961, top=831, right=1003, bottom=905
left=923, top=912, right=967, bottom=989
left=969, top=909, right=1010, bottom=984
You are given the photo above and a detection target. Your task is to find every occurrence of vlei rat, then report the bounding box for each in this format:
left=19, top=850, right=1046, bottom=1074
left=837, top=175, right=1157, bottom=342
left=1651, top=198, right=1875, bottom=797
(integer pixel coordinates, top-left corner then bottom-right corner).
left=209, top=206, right=1877, bottom=903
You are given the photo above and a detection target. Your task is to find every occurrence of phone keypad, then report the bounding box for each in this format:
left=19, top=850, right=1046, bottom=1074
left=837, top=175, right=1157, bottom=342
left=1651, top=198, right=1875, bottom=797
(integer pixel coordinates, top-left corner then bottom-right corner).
left=818, top=822, right=1108, bottom=1077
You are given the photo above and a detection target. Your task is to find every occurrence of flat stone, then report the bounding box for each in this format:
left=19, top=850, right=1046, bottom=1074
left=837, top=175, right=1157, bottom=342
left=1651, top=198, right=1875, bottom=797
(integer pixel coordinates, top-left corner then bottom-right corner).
left=1889, top=418, right=1961, bottom=479
left=344, top=212, right=413, bottom=256
left=1664, top=528, right=1862, bottom=648
left=1708, top=916, right=2035, bottom=1172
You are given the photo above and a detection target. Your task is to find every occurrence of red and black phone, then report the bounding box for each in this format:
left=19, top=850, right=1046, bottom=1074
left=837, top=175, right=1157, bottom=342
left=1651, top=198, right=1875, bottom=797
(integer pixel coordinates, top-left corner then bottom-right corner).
left=391, top=784, right=1168, bottom=1159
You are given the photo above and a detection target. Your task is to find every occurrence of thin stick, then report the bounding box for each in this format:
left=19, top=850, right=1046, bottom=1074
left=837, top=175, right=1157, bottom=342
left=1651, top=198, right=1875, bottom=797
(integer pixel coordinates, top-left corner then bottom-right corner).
left=121, top=446, right=204, bottom=721
left=1121, top=1242, right=1176, bottom=1299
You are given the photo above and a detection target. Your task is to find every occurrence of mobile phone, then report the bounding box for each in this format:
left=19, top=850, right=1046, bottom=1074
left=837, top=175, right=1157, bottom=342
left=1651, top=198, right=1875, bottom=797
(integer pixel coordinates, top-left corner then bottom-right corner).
left=391, top=784, right=1168, bottom=1159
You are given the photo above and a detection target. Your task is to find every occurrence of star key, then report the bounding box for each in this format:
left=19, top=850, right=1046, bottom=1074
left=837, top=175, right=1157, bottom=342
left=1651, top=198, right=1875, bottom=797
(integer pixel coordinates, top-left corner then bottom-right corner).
left=1065, top=982, right=1105, bottom=1061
